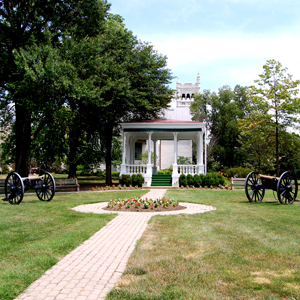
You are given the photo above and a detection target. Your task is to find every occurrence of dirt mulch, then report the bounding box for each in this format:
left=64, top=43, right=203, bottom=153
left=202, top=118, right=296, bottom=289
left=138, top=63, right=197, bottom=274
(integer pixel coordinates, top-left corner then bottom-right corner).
left=102, top=204, right=187, bottom=213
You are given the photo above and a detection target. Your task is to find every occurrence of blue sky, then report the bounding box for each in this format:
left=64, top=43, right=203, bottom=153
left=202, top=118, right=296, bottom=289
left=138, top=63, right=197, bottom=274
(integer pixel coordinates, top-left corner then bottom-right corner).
left=109, top=0, right=300, bottom=91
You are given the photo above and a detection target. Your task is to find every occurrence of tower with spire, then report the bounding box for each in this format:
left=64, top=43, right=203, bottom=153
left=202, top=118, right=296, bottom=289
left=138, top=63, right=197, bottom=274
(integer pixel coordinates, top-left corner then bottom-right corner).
left=175, top=72, right=200, bottom=107
left=163, top=73, right=200, bottom=121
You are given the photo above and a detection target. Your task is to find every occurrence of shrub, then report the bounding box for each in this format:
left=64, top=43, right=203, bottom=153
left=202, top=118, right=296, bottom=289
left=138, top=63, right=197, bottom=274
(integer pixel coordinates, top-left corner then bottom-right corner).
left=158, top=169, right=172, bottom=175
left=199, top=174, right=205, bottom=186
left=217, top=173, right=225, bottom=185
left=193, top=174, right=202, bottom=187
left=210, top=172, right=219, bottom=186
left=1, top=165, right=9, bottom=174
left=136, top=174, right=144, bottom=187
left=131, top=174, right=137, bottom=186
left=119, top=175, right=131, bottom=186
left=111, top=171, right=120, bottom=178
left=203, top=173, right=215, bottom=186
left=131, top=174, right=144, bottom=187
left=179, top=174, right=187, bottom=187
left=187, top=174, right=194, bottom=186
left=224, top=167, right=252, bottom=178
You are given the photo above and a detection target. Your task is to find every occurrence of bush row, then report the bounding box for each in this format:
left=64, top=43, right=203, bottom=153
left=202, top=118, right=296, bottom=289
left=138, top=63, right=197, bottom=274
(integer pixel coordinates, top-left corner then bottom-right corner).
left=76, top=166, right=120, bottom=178
left=119, top=174, right=144, bottom=187
left=179, top=172, right=226, bottom=187
left=222, top=167, right=252, bottom=178
left=157, top=169, right=172, bottom=175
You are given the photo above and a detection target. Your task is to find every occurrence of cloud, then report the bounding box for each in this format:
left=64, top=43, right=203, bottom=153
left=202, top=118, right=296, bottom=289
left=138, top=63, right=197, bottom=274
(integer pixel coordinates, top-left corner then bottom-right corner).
left=149, top=33, right=300, bottom=88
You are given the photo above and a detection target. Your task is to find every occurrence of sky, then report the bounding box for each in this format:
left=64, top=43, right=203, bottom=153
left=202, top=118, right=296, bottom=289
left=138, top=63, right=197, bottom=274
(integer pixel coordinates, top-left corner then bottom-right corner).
left=108, top=0, right=300, bottom=92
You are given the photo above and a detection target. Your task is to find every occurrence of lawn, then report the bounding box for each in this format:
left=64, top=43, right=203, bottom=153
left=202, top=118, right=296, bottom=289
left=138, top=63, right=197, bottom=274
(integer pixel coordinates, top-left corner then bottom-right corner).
left=107, top=189, right=300, bottom=300
left=0, top=190, right=146, bottom=300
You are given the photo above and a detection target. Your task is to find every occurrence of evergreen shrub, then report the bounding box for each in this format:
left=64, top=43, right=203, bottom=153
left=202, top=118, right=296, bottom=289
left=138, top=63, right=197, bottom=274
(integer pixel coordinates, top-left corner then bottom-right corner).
left=111, top=171, right=120, bottom=177
left=158, top=169, right=172, bottom=174
left=193, top=174, right=202, bottom=187
left=179, top=174, right=187, bottom=187
left=224, top=167, right=252, bottom=178
left=131, top=174, right=144, bottom=187
left=187, top=174, right=194, bottom=186
left=136, top=174, right=144, bottom=187
left=120, top=175, right=131, bottom=186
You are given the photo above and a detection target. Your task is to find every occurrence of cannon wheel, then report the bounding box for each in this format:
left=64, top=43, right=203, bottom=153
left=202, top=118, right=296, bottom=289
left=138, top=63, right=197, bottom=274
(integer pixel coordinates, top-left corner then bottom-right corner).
left=245, top=171, right=265, bottom=202
left=277, top=171, right=298, bottom=205
left=5, top=172, right=24, bottom=205
left=36, top=172, right=55, bottom=202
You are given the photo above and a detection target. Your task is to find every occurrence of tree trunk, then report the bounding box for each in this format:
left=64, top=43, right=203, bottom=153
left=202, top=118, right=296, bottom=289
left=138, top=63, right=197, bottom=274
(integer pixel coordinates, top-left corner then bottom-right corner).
left=105, top=123, right=113, bottom=185
left=15, top=103, right=31, bottom=177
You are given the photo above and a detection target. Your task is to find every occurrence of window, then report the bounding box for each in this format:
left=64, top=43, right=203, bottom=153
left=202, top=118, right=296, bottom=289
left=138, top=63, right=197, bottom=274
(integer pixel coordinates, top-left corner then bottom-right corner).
left=135, top=142, right=143, bottom=159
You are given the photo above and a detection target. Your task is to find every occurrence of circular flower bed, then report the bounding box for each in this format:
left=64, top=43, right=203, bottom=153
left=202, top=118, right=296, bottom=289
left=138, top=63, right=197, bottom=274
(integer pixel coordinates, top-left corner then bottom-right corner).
left=102, top=197, right=187, bottom=212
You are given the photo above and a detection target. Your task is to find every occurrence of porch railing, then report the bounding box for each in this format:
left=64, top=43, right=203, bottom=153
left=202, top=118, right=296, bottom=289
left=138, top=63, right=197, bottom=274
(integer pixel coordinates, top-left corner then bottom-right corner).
left=177, top=165, right=198, bottom=175
left=126, top=164, right=148, bottom=174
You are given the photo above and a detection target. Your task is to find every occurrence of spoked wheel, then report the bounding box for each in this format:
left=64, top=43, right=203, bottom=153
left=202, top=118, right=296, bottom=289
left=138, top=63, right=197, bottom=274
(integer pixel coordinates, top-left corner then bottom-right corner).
left=4, top=172, right=24, bottom=205
left=36, top=172, right=56, bottom=202
left=277, top=171, right=298, bottom=205
left=245, top=171, right=265, bottom=202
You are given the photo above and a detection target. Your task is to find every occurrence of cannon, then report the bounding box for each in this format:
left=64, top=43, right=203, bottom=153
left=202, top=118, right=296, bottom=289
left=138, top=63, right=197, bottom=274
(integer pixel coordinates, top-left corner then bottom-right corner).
left=3, top=169, right=55, bottom=205
left=245, top=171, right=298, bottom=205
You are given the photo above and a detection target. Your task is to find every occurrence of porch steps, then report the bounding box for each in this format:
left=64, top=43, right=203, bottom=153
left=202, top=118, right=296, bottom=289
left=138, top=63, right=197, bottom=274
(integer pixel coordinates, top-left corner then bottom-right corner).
left=151, top=174, right=172, bottom=187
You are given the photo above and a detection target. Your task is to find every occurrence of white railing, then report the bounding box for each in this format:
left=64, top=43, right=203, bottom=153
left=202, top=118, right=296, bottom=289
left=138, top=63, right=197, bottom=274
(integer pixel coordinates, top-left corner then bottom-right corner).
left=177, top=165, right=198, bottom=175
left=126, top=164, right=147, bottom=174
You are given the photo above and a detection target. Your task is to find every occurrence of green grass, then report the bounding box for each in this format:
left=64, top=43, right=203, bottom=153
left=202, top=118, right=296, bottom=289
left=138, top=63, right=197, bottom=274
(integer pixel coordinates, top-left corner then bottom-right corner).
left=107, top=190, right=300, bottom=300
left=0, top=190, right=147, bottom=300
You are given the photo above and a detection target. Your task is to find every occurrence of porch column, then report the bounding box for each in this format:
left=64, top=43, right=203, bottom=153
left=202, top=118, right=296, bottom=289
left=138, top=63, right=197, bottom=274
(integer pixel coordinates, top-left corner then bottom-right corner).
left=199, top=132, right=203, bottom=164
left=144, top=131, right=153, bottom=186
left=120, top=132, right=127, bottom=176
left=153, top=139, right=157, bottom=175
left=147, top=132, right=152, bottom=165
left=126, top=136, right=131, bottom=166
left=172, top=132, right=179, bottom=187
left=197, top=131, right=204, bottom=174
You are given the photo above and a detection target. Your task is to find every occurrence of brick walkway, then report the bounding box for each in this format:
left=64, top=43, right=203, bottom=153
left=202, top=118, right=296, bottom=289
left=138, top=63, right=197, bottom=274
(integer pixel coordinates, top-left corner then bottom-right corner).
left=15, top=190, right=215, bottom=300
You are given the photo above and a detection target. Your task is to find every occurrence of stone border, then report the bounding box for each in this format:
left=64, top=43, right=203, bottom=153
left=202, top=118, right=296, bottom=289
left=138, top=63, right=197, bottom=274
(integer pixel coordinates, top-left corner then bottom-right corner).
left=72, top=202, right=216, bottom=216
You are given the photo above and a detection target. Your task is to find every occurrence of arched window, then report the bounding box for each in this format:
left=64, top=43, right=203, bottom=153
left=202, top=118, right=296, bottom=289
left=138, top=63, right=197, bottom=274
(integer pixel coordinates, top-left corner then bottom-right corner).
left=187, top=94, right=190, bottom=98
left=182, top=94, right=185, bottom=99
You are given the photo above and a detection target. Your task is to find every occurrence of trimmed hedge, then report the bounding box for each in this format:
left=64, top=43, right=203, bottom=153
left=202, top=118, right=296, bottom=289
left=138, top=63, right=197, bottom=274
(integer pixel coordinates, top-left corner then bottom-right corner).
left=223, top=167, right=252, bottom=178
left=179, top=174, right=187, bottom=187
left=132, top=174, right=144, bottom=187
left=179, top=172, right=225, bottom=187
left=119, top=174, right=144, bottom=187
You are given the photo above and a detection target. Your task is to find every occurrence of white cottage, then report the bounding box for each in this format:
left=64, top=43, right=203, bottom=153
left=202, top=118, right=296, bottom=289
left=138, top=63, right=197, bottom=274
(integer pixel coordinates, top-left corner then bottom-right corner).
left=120, top=74, right=206, bottom=187
left=120, top=120, right=206, bottom=187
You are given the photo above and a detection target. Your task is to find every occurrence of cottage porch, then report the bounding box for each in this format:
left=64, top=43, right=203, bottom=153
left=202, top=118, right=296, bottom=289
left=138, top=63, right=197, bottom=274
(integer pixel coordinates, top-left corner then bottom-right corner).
left=120, top=120, right=206, bottom=187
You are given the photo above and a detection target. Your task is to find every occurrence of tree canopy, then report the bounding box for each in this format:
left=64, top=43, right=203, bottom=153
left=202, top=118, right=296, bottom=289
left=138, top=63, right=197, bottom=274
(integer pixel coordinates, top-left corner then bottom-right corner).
left=190, top=85, right=248, bottom=170
left=0, top=1, right=173, bottom=181
left=240, top=59, right=300, bottom=176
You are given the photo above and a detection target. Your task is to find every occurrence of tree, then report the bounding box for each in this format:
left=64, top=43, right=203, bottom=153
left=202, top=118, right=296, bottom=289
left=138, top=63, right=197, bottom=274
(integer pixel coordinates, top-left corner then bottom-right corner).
left=0, top=0, right=110, bottom=176
left=279, top=131, right=300, bottom=178
left=1, top=1, right=172, bottom=181
left=247, top=59, right=300, bottom=176
left=238, top=109, right=275, bottom=173
left=72, top=17, right=173, bottom=184
left=190, top=85, right=248, bottom=170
